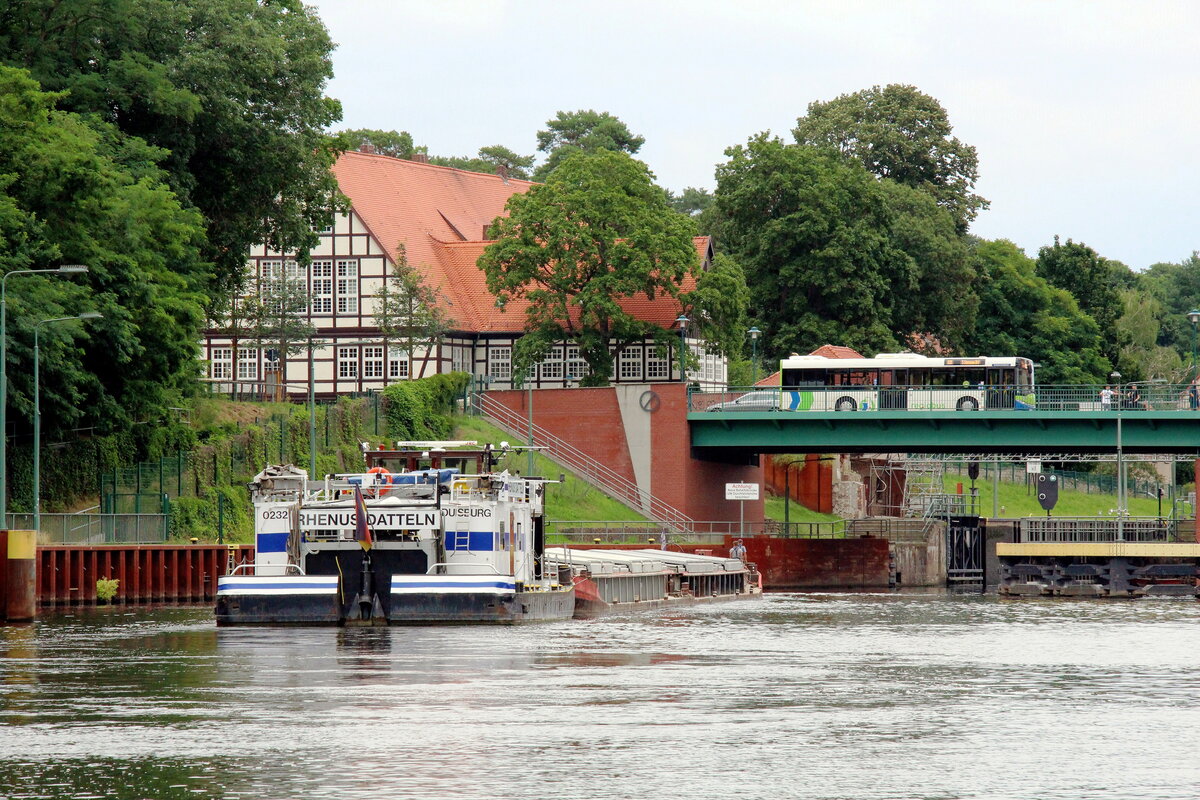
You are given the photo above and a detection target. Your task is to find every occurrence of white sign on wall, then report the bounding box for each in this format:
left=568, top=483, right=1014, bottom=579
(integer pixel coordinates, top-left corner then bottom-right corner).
left=725, top=482, right=760, bottom=501
left=1026, top=460, right=1042, bottom=474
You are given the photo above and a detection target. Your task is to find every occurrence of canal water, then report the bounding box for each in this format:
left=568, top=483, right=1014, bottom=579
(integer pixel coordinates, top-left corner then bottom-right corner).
left=2, top=593, right=1198, bottom=800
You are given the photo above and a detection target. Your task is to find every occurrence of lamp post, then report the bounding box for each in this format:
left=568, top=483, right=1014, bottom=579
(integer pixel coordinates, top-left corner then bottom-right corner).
left=34, top=312, right=101, bottom=532
left=675, top=315, right=689, bottom=384
left=1, top=264, right=88, bottom=522
left=1110, top=369, right=1125, bottom=541
left=1188, top=310, right=1200, bottom=380
left=748, top=326, right=762, bottom=386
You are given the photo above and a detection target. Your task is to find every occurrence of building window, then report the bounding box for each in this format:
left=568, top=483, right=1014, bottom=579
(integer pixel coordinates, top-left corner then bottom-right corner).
left=618, top=348, right=642, bottom=380
left=311, top=260, right=333, bottom=314
left=451, top=346, right=471, bottom=374
left=647, top=349, right=670, bottom=380
left=566, top=345, right=589, bottom=381
left=489, top=346, right=511, bottom=381
left=338, top=347, right=358, bottom=379
left=336, top=259, right=359, bottom=314
left=389, top=348, right=410, bottom=379
left=363, top=346, right=384, bottom=379
left=237, top=348, right=258, bottom=380
left=210, top=347, right=232, bottom=380
left=539, top=347, right=563, bottom=380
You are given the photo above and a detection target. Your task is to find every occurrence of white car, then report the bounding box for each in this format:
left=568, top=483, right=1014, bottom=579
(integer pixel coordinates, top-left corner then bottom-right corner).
left=707, top=390, right=780, bottom=412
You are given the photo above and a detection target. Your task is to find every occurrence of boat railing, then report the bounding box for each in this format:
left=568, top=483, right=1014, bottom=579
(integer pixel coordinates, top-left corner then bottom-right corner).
left=426, top=562, right=504, bottom=575
left=226, top=563, right=306, bottom=576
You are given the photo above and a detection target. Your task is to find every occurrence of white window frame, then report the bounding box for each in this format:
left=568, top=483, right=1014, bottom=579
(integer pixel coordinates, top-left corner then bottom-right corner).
left=336, top=259, right=359, bottom=314
left=539, top=347, right=564, bottom=380
left=338, top=346, right=358, bottom=379
left=646, top=348, right=670, bottom=380
left=311, top=260, right=333, bottom=315
left=565, top=345, right=589, bottom=381
left=389, top=347, right=410, bottom=379
left=210, top=347, right=232, bottom=380
left=237, top=348, right=258, bottom=381
left=618, top=347, right=642, bottom=380
left=489, top=346, right=512, bottom=381
left=363, top=346, right=384, bottom=379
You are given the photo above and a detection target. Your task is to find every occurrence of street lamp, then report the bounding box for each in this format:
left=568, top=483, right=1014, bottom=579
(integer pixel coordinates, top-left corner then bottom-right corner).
left=1, top=264, right=88, bottom=522
left=675, top=315, right=689, bottom=384
left=1188, top=310, right=1200, bottom=380
left=34, top=312, right=102, bottom=532
left=748, top=326, right=762, bottom=386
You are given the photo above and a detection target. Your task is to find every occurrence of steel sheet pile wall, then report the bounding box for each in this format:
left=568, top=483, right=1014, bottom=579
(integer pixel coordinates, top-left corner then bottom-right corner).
left=37, top=545, right=255, bottom=607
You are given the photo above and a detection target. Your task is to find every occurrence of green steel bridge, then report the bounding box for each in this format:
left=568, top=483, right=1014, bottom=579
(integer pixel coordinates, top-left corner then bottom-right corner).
left=687, top=384, right=1200, bottom=457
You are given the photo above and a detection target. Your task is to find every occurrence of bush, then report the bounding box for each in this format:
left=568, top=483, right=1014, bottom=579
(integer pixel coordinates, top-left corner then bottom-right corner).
left=383, top=372, right=469, bottom=441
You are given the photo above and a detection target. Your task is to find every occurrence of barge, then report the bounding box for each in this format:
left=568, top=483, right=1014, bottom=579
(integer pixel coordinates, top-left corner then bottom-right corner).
left=215, top=444, right=574, bottom=625
left=545, top=547, right=760, bottom=617
left=997, top=541, right=1200, bottom=598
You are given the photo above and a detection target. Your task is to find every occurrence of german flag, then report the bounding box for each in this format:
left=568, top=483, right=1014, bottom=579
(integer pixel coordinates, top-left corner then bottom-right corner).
left=353, top=485, right=373, bottom=551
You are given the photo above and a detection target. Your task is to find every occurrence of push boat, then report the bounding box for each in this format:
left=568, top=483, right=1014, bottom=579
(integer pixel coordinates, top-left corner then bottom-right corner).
left=215, top=443, right=575, bottom=625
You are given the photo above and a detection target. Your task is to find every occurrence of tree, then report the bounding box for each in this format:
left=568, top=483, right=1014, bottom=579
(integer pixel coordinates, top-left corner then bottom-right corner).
left=430, top=145, right=536, bottom=179
left=239, top=266, right=315, bottom=397
left=679, top=253, right=750, bottom=361
left=1036, top=237, right=1129, bottom=369
left=1116, top=288, right=1182, bottom=382
left=338, top=128, right=418, bottom=158
left=479, top=150, right=697, bottom=386
left=961, top=239, right=1108, bottom=384
left=0, top=0, right=345, bottom=298
left=532, top=109, right=644, bottom=180
left=666, top=187, right=714, bottom=217
left=1140, top=253, right=1200, bottom=367
left=373, top=245, right=450, bottom=382
left=0, top=65, right=208, bottom=438
left=878, top=180, right=977, bottom=351
left=711, top=134, right=910, bottom=360
left=793, top=84, right=987, bottom=231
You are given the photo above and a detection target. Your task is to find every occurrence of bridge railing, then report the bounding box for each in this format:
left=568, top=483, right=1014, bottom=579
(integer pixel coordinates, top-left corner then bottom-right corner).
left=690, top=384, right=1200, bottom=413
left=1018, top=516, right=1184, bottom=543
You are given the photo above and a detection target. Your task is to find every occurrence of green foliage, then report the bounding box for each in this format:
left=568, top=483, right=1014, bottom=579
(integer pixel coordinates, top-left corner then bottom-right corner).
left=666, top=186, right=714, bottom=217
left=170, top=485, right=253, bottom=542
left=680, top=253, right=750, bottom=358
left=961, top=240, right=1108, bottom=383
left=533, top=109, right=645, bottom=180
left=0, top=65, right=209, bottom=440
left=480, top=150, right=698, bottom=386
left=337, top=128, right=417, bottom=158
left=382, top=373, right=469, bottom=442
left=712, top=134, right=908, bottom=359
left=429, top=145, right=535, bottom=180
left=0, top=0, right=345, bottom=297
left=1036, top=237, right=1130, bottom=371
left=238, top=268, right=315, bottom=361
left=95, top=577, right=119, bottom=603
left=793, top=83, right=987, bottom=232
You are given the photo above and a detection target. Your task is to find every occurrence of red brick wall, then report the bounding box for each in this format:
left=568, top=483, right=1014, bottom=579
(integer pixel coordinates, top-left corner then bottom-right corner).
left=764, top=454, right=832, bottom=513
left=488, top=384, right=764, bottom=523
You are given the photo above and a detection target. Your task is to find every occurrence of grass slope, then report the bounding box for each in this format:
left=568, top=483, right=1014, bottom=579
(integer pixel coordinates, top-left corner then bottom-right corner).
left=453, top=416, right=647, bottom=523
left=941, top=474, right=1171, bottom=518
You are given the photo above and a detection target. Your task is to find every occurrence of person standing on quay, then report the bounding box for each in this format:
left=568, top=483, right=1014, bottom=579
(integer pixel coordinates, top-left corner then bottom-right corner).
left=730, top=539, right=747, bottom=561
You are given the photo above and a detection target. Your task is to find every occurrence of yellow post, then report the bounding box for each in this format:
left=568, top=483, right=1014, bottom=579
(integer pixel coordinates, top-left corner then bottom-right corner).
left=5, top=530, right=36, bottom=621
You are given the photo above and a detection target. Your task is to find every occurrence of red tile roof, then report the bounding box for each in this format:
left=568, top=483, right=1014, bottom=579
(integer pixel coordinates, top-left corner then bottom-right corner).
left=333, top=151, right=710, bottom=333
left=808, top=344, right=865, bottom=359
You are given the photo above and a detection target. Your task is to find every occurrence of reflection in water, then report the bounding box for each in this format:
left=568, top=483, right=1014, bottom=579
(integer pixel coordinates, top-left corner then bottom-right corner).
left=1, top=595, right=1199, bottom=799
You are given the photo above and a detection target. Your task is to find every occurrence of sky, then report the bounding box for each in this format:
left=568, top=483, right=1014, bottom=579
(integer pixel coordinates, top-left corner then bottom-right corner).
left=309, top=0, right=1200, bottom=271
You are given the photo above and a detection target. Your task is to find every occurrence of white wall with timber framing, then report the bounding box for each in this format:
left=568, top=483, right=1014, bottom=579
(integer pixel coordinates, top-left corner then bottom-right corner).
left=202, top=209, right=727, bottom=399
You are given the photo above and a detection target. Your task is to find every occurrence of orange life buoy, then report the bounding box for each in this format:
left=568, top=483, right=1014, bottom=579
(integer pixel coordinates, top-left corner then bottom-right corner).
left=366, top=466, right=392, bottom=497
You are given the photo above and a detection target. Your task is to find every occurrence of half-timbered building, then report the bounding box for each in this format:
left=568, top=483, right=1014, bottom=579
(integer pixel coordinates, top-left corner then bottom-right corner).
left=202, top=149, right=725, bottom=398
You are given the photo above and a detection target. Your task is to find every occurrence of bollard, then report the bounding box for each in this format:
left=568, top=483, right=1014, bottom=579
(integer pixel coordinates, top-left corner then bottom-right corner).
left=5, top=530, right=36, bottom=621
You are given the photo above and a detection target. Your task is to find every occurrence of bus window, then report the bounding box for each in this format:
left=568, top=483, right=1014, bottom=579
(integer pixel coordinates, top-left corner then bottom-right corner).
left=963, top=368, right=985, bottom=386
left=849, top=370, right=877, bottom=386
left=908, top=369, right=929, bottom=386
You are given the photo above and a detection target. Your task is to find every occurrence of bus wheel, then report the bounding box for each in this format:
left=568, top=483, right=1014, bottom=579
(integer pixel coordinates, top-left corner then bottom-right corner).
left=835, top=396, right=857, bottom=412
left=956, top=396, right=979, bottom=411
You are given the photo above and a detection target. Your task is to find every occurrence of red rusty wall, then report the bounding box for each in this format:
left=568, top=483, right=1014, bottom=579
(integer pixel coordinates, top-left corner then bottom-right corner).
left=36, top=545, right=254, bottom=607
left=764, top=455, right=832, bottom=513
left=488, top=385, right=765, bottom=523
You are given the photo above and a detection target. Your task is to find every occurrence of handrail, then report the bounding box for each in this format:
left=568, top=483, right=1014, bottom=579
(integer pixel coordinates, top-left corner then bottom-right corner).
left=690, top=383, right=1200, bottom=413
left=473, top=391, right=695, bottom=532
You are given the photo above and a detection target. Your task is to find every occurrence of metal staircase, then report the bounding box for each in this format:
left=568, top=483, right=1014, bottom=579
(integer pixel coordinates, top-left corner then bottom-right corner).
left=471, top=391, right=694, bottom=532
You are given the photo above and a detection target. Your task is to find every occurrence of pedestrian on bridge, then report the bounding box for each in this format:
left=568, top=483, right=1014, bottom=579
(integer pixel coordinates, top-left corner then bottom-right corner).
left=1100, top=386, right=1116, bottom=411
